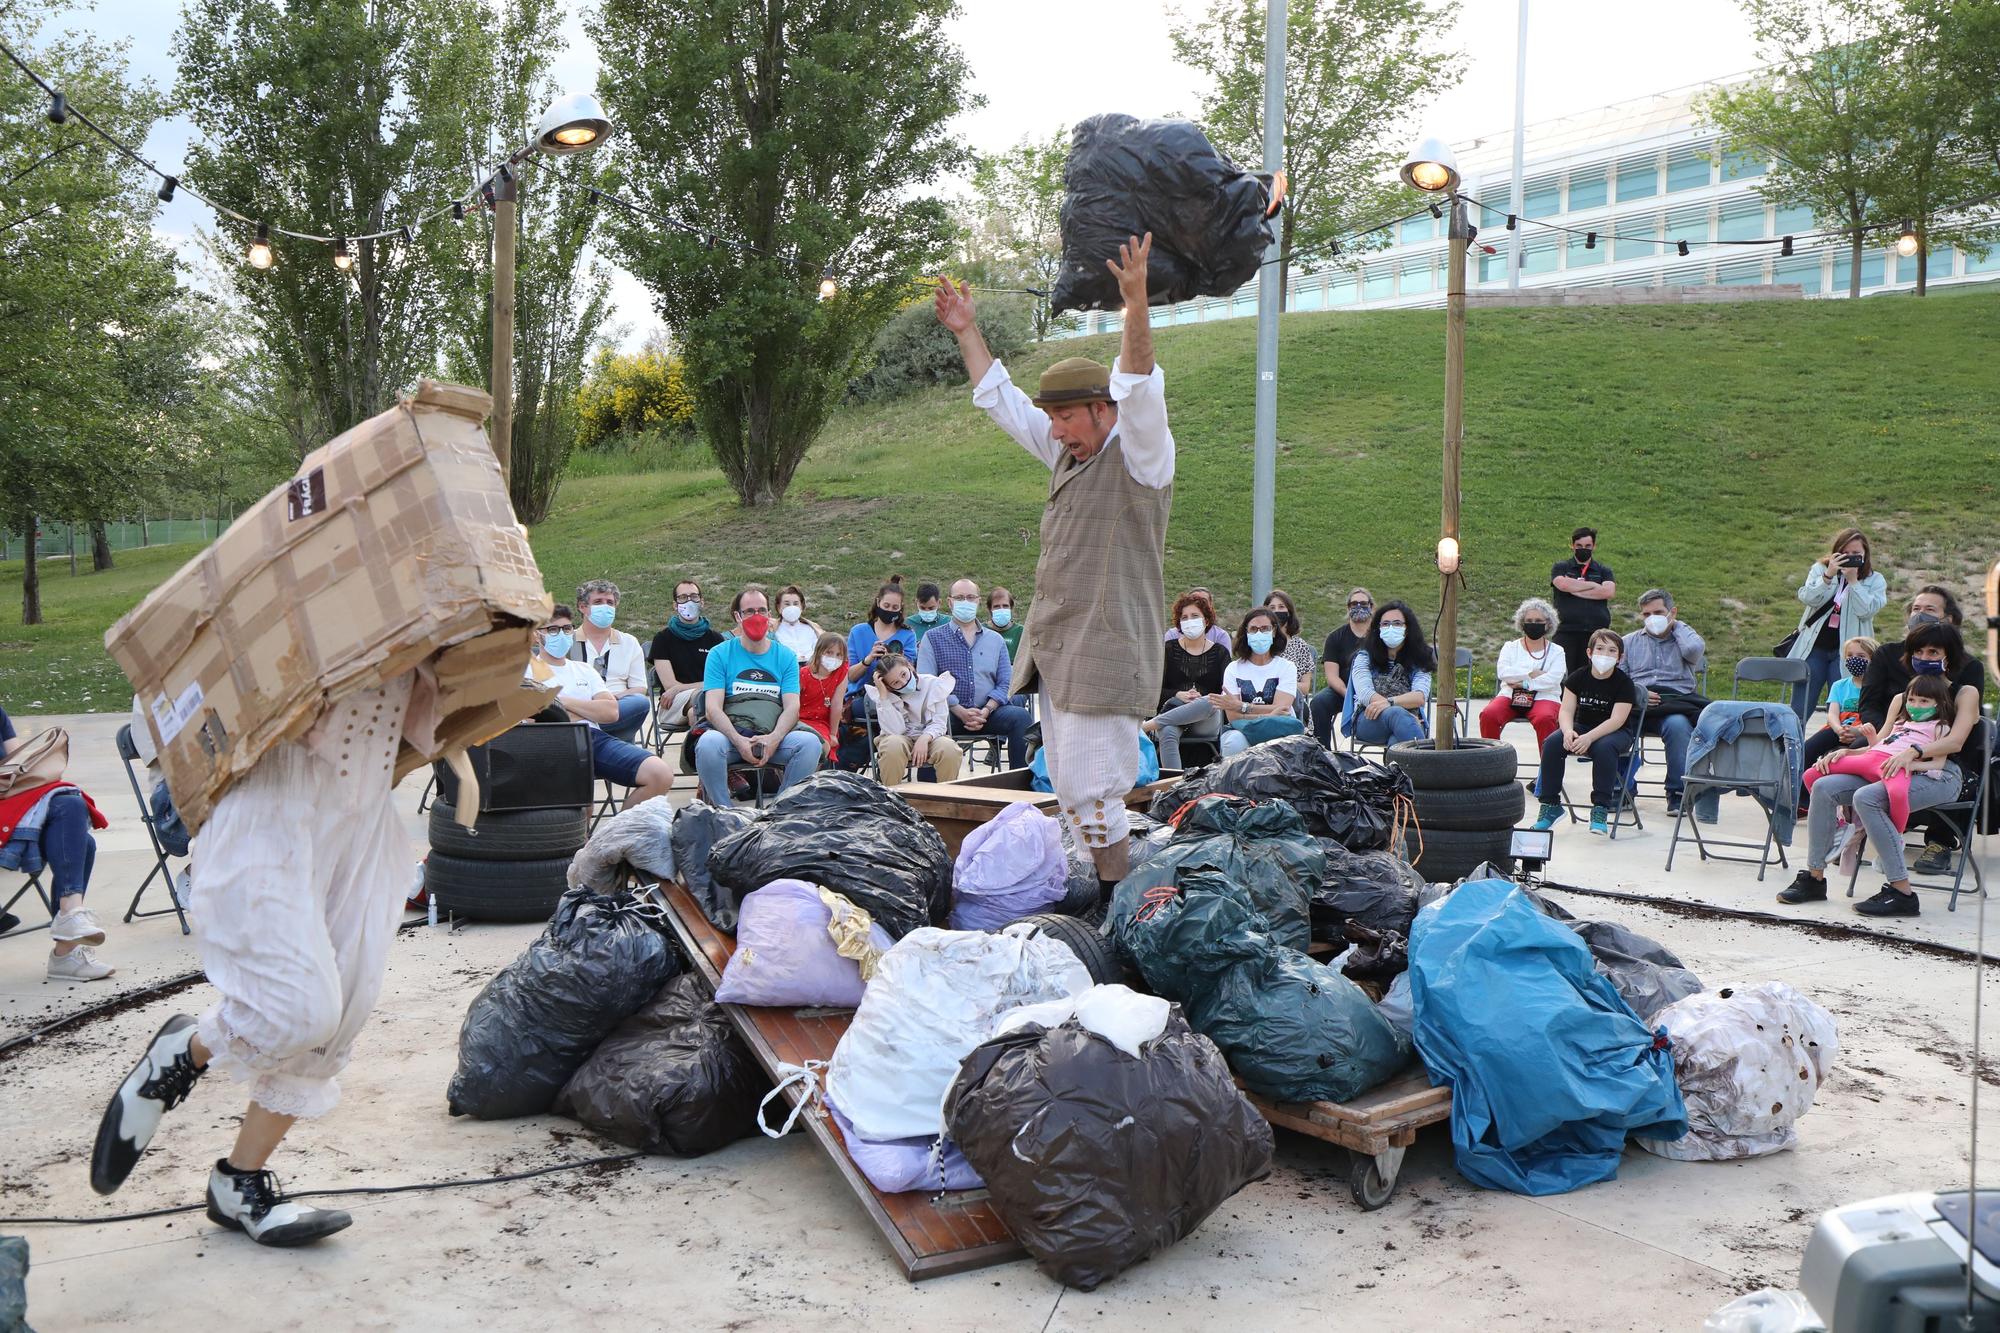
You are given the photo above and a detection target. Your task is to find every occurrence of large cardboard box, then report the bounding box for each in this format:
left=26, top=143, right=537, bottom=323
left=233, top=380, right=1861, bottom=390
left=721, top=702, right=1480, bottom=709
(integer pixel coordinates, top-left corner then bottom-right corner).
left=106, top=380, right=556, bottom=834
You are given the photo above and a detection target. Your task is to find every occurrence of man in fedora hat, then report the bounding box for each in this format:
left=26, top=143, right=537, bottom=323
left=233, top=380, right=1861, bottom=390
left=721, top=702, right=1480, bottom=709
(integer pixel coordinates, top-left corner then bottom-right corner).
left=935, top=233, right=1172, bottom=905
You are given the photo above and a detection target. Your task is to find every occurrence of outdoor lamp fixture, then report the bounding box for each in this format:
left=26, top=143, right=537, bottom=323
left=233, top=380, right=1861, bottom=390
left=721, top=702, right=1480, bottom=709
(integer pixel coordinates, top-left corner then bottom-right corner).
left=1895, top=220, right=1919, bottom=257
left=534, top=92, right=612, bottom=155
left=1399, top=135, right=1461, bottom=195
left=332, top=236, right=353, bottom=271
left=157, top=175, right=177, bottom=203
left=817, top=267, right=839, bottom=301
left=247, top=221, right=274, bottom=270
left=1437, top=536, right=1460, bottom=575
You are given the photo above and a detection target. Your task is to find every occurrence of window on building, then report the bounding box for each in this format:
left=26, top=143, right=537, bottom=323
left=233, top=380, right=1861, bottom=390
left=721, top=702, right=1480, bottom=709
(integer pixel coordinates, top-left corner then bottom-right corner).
left=1774, top=203, right=1813, bottom=236
left=1615, top=271, right=1659, bottom=288
left=1364, top=266, right=1394, bottom=301
left=1402, top=262, right=1435, bottom=293
left=1774, top=257, right=1823, bottom=295
left=1616, top=154, right=1660, bottom=202
left=1666, top=204, right=1712, bottom=248
left=1101, top=313, right=1123, bottom=334
left=1567, top=168, right=1608, bottom=212
left=1717, top=259, right=1766, bottom=286
left=1718, top=201, right=1765, bottom=243
left=1521, top=240, right=1558, bottom=275
left=1400, top=215, right=1435, bottom=246
left=1666, top=147, right=1711, bottom=193
left=1838, top=252, right=1886, bottom=289
left=1613, top=215, right=1661, bottom=264
left=1174, top=303, right=1200, bottom=325
left=1567, top=230, right=1606, bottom=267
left=1966, top=245, right=2000, bottom=275
left=1291, top=281, right=1325, bottom=311
left=1523, top=175, right=1561, bottom=218
left=1330, top=274, right=1359, bottom=303
left=1229, top=290, right=1255, bottom=316
left=1721, top=149, right=1768, bottom=181
left=1479, top=249, right=1509, bottom=283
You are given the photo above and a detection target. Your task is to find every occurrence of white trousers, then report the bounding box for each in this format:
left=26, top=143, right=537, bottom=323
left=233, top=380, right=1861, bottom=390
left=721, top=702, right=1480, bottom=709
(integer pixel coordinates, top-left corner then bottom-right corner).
left=191, top=743, right=410, bottom=1119
left=1040, top=697, right=1140, bottom=851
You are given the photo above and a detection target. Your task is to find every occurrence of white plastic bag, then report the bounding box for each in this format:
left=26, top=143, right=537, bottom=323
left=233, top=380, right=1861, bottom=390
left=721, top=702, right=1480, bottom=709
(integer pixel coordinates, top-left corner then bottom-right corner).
left=825, top=927, right=1091, bottom=1142
left=567, top=795, right=676, bottom=891
left=1376, top=970, right=1413, bottom=1039
left=1702, top=1288, right=1824, bottom=1333
left=1637, top=981, right=1839, bottom=1161
left=994, top=984, right=1172, bottom=1059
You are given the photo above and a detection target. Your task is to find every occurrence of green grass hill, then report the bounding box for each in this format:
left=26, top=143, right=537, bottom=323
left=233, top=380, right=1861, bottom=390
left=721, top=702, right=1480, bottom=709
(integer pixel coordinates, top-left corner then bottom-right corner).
left=6, top=287, right=1998, bottom=715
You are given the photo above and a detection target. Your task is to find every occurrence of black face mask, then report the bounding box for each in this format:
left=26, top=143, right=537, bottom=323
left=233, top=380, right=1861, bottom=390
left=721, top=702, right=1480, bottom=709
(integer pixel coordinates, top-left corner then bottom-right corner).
left=874, top=605, right=902, bottom=625
left=1907, top=611, right=1941, bottom=632
left=1522, top=622, right=1549, bottom=641
left=1573, top=546, right=1594, bottom=563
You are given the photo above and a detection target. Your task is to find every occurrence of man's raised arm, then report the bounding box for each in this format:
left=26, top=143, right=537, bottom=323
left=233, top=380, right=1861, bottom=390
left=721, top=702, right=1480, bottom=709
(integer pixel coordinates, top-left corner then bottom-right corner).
left=936, top=277, right=1061, bottom=468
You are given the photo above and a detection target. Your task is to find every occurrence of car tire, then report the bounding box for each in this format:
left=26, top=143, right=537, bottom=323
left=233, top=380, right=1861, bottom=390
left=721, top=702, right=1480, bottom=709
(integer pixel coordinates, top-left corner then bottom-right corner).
left=429, top=801, right=588, bottom=863
left=424, top=852, right=570, bottom=924
left=1007, top=912, right=1122, bottom=985
left=1403, top=826, right=1517, bottom=883
left=1386, top=738, right=1519, bottom=790
left=1410, top=780, right=1527, bottom=833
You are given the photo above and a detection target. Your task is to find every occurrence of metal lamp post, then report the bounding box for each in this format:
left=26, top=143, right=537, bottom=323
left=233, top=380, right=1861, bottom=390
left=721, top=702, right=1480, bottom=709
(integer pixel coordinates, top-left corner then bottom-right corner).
left=1249, top=0, right=1287, bottom=604
left=1400, top=136, right=1465, bottom=749
left=483, top=92, right=612, bottom=491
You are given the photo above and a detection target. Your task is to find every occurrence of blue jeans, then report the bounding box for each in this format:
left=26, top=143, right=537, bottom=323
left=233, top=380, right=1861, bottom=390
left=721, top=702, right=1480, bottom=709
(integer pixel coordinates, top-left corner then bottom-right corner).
left=1350, top=706, right=1424, bottom=747
left=42, top=789, right=97, bottom=901
left=957, top=702, right=1032, bottom=769
left=1791, top=646, right=1839, bottom=725
left=1655, top=712, right=1693, bottom=796
left=1538, top=730, right=1635, bottom=809
left=607, top=693, right=650, bottom=743
left=694, top=729, right=822, bottom=807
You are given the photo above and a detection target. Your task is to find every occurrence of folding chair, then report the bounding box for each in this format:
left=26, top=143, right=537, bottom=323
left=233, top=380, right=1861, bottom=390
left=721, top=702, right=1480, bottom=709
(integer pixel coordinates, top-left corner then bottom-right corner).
left=2, top=867, right=54, bottom=939
left=859, top=701, right=955, bottom=786
left=1549, top=693, right=1648, bottom=840
left=116, top=723, right=191, bottom=934
left=1843, top=718, right=1993, bottom=911
left=1666, top=708, right=1798, bottom=882
left=1732, top=656, right=1808, bottom=704
left=1452, top=647, right=1475, bottom=738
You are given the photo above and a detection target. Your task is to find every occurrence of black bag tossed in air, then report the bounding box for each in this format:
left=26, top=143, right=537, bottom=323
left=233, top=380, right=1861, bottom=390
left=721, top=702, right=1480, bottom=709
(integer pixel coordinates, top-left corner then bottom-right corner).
left=446, top=889, right=680, bottom=1119
left=554, top=974, right=769, bottom=1156
left=1049, top=113, right=1278, bottom=315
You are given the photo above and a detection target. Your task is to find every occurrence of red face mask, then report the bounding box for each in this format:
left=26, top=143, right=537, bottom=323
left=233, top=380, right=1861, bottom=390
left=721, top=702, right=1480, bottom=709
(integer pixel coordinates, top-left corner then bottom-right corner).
left=741, top=612, right=770, bottom=640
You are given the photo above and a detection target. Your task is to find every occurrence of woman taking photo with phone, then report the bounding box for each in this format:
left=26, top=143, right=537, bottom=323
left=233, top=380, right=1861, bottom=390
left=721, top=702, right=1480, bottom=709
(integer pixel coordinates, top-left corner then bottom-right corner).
left=1784, top=528, right=1886, bottom=724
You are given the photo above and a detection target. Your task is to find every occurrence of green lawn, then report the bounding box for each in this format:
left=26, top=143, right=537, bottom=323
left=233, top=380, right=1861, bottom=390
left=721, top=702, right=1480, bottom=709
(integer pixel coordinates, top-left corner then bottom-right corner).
left=7, top=289, right=1998, bottom=714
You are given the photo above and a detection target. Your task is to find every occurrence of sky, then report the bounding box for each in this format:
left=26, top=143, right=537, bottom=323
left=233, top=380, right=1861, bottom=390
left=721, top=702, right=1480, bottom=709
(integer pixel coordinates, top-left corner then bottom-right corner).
left=49, top=0, right=1761, bottom=349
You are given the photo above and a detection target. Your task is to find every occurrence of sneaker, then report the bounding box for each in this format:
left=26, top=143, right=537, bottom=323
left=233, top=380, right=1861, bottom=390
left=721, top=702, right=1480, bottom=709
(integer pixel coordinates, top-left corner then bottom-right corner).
left=206, top=1161, right=352, bottom=1247
left=48, top=945, right=115, bottom=982
left=1855, top=885, right=1920, bottom=917
left=1588, top=806, right=1610, bottom=836
left=172, top=867, right=193, bottom=908
left=91, top=1014, right=204, bottom=1195
left=1912, top=842, right=1953, bottom=876
left=1665, top=791, right=1684, bottom=818
left=1776, top=870, right=1828, bottom=904
left=1530, top=802, right=1562, bottom=831
left=51, top=907, right=106, bottom=944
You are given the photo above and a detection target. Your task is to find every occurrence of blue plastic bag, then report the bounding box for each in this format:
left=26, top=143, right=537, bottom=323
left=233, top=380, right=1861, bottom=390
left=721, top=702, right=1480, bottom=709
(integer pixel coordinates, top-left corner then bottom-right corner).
left=1032, top=733, right=1159, bottom=793
left=1409, top=878, right=1686, bottom=1195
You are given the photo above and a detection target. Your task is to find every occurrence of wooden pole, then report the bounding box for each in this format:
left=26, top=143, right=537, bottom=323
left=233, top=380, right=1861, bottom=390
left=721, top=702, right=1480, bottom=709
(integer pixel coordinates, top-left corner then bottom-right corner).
left=491, top=173, right=519, bottom=496
left=1434, top=197, right=1469, bottom=750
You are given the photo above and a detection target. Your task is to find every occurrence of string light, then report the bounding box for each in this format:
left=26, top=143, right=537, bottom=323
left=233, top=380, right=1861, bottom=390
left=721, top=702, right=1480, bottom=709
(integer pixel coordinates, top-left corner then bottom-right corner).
left=399, top=224, right=414, bottom=247
left=247, top=220, right=273, bottom=269
left=452, top=200, right=464, bottom=221
left=1505, top=214, right=1517, bottom=231
left=46, top=90, right=65, bottom=124
left=1781, top=236, right=1793, bottom=257
left=157, top=176, right=176, bottom=203
left=1896, top=220, right=1919, bottom=257
left=1676, top=239, right=1689, bottom=257
left=817, top=266, right=838, bottom=301
left=1427, top=201, right=1443, bottom=220
left=333, top=236, right=353, bottom=271
left=1584, top=231, right=1596, bottom=250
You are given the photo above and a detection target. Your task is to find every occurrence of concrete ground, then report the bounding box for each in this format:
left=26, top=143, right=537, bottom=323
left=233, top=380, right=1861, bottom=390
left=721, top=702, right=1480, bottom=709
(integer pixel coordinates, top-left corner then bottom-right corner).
left=3, top=709, right=1996, bottom=1332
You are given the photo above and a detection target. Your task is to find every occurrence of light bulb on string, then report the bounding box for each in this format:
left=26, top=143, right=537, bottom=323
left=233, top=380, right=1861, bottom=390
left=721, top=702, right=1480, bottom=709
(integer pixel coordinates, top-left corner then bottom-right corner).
left=333, top=236, right=353, bottom=271
left=817, top=267, right=838, bottom=301
left=247, top=220, right=274, bottom=270
left=1895, top=220, right=1919, bottom=257
left=157, top=176, right=177, bottom=204
left=47, top=91, right=66, bottom=124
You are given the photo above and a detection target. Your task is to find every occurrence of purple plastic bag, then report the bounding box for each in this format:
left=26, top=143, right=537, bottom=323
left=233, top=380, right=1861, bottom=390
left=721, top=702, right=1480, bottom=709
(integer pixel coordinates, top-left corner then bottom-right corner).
left=826, top=1093, right=983, bottom=1193
left=950, top=803, right=1067, bottom=931
left=713, top=880, right=892, bottom=1009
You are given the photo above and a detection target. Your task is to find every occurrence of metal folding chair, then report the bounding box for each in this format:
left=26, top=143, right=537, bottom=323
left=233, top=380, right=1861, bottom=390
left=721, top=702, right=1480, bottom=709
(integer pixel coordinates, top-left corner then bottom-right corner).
left=2, top=868, right=54, bottom=939
left=1666, top=709, right=1798, bottom=882
left=1842, top=718, right=1992, bottom=911
left=1549, top=692, right=1648, bottom=839
left=1732, top=656, right=1808, bottom=704
left=116, top=724, right=191, bottom=934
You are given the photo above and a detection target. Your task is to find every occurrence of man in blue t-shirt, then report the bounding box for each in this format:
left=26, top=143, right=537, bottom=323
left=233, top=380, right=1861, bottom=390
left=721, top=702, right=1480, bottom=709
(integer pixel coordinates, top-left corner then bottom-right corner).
left=696, top=584, right=822, bottom=807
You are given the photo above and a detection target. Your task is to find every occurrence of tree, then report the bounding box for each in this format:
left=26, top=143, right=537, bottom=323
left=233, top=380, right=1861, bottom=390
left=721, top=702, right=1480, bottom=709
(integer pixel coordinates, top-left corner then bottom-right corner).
left=1170, top=0, right=1466, bottom=308
left=592, top=0, right=976, bottom=508
left=967, top=130, right=1072, bottom=341
left=576, top=341, right=697, bottom=448
left=1697, top=0, right=1902, bottom=299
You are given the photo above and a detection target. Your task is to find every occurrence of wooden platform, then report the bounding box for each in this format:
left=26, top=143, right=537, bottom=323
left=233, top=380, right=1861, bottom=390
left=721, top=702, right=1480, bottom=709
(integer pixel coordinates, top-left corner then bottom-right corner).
left=898, top=769, right=1182, bottom=856
left=1238, top=1067, right=1451, bottom=1210
left=648, top=880, right=1025, bottom=1281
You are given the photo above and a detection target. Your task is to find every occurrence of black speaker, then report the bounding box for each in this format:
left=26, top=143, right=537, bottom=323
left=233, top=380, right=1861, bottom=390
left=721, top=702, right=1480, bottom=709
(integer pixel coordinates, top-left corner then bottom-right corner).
left=433, top=720, right=594, bottom=813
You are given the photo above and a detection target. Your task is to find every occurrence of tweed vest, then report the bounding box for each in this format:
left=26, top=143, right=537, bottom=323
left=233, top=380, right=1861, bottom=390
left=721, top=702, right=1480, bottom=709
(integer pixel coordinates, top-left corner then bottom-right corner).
left=1011, top=433, right=1171, bottom=717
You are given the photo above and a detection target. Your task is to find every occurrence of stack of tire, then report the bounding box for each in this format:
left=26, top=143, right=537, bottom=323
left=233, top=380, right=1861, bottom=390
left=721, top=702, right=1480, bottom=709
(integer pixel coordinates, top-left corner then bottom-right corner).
left=426, top=801, right=588, bottom=923
left=1385, top=738, right=1524, bottom=883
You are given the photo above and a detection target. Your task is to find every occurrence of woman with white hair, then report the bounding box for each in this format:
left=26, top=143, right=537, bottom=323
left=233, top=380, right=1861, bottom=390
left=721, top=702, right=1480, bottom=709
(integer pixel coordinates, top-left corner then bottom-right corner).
left=1479, top=597, right=1567, bottom=745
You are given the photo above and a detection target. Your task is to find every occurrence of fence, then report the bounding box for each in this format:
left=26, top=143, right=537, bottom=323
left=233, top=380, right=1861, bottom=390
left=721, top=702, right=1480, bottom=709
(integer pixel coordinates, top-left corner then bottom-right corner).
left=0, top=515, right=239, bottom=565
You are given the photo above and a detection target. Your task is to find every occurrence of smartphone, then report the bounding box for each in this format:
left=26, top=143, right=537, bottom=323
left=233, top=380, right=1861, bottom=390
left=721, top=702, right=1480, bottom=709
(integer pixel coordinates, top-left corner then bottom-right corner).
left=883, top=641, right=904, bottom=656
left=1840, top=553, right=1866, bottom=568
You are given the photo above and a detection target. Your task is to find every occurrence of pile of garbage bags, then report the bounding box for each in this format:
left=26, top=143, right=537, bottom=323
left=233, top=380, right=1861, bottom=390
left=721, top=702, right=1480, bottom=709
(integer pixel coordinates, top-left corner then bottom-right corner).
left=1118, top=796, right=1319, bottom=950
left=950, top=802, right=1067, bottom=931
left=568, top=794, right=677, bottom=892
left=671, top=803, right=756, bottom=932
left=1568, top=919, right=1704, bottom=1023
left=945, top=986, right=1274, bottom=1290
left=709, top=772, right=951, bottom=940
left=1637, top=982, right=1839, bottom=1161
left=1311, top=840, right=1426, bottom=943
left=1148, top=735, right=1412, bottom=852
left=713, top=881, right=893, bottom=1009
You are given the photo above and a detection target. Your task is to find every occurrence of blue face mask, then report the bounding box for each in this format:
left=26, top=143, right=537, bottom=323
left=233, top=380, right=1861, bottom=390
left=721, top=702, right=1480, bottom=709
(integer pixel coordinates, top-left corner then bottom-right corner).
left=1911, top=657, right=1946, bottom=676
left=1845, top=655, right=1870, bottom=678
left=586, top=604, right=616, bottom=629
left=911, top=609, right=941, bottom=628
left=543, top=630, right=574, bottom=660
left=990, top=607, right=1012, bottom=628
left=951, top=599, right=979, bottom=624
left=1246, top=630, right=1275, bottom=655
left=1379, top=624, right=1407, bottom=649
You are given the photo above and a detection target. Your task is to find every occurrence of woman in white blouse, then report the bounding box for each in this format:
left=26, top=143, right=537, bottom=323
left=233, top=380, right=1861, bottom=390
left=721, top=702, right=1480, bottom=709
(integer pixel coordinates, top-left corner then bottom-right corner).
left=1210, top=608, right=1304, bottom=757
left=774, top=584, right=826, bottom=663
left=1478, top=597, right=1568, bottom=746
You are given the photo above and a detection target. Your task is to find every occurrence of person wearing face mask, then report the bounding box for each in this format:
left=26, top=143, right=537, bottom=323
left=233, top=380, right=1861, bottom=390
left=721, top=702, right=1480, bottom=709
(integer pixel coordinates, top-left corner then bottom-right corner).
left=1210, top=609, right=1304, bottom=757
left=772, top=585, right=824, bottom=663
left=1620, top=589, right=1709, bottom=816
left=938, top=234, right=1172, bottom=901
left=1782, top=527, right=1887, bottom=725
left=1162, top=586, right=1233, bottom=648
left=1530, top=629, right=1640, bottom=835
left=572, top=579, right=649, bottom=741
left=1347, top=601, right=1436, bottom=748
left=649, top=578, right=724, bottom=735
left=866, top=655, right=963, bottom=786
left=1821, top=636, right=1878, bottom=751
left=918, top=577, right=1033, bottom=769
left=1310, top=587, right=1375, bottom=747
left=693, top=586, right=820, bottom=808
left=907, top=582, right=947, bottom=636
left=528, top=606, right=677, bottom=806
left=986, top=587, right=1024, bottom=661
left=1262, top=589, right=1317, bottom=725
left=1480, top=598, right=1567, bottom=747
left=1549, top=526, right=1616, bottom=674
left=796, top=630, right=849, bottom=753
left=1143, top=591, right=1229, bottom=768
left=845, top=577, right=918, bottom=706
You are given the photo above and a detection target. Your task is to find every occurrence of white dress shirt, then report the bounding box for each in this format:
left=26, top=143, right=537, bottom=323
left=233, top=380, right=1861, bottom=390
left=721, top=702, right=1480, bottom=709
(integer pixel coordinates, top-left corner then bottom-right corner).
left=971, top=358, right=1175, bottom=489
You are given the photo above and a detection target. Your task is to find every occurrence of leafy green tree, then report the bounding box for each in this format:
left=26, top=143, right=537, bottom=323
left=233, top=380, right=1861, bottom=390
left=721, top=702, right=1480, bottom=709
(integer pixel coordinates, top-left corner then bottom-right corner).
left=967, top=130, right=1072, bottom=341
left=591, top=0, right=975, bottom=508
left=1170, top=0, right=1466, bottom=308
left=848, top=293, right=1030, bottom=404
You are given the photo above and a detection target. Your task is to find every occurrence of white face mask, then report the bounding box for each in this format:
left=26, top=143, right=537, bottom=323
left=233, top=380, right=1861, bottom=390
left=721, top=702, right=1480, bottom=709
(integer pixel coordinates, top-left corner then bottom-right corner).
left=676, top=599, right=701, bottom=623
left=1179, top=616, right=1206, bottom=638
left=1590, top=653, right=1619, bottom=674
left=780, top=604, right=802, bottom=624
left=819, top=653, right=843, bottom=673
left=1643, top=613, right=1670, bottom=636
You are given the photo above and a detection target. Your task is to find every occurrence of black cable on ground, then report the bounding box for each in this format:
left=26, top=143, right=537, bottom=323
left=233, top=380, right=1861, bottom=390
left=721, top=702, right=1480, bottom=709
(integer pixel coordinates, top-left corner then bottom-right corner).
left=0, top=1151, right=646, bottom=1226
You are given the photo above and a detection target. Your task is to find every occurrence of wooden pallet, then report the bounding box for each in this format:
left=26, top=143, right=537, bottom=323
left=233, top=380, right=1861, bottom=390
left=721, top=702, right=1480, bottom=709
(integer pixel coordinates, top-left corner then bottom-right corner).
left=648, top=881, right=1025, bottom=1281
left=1239, top=1068, right=1451, bottom=1210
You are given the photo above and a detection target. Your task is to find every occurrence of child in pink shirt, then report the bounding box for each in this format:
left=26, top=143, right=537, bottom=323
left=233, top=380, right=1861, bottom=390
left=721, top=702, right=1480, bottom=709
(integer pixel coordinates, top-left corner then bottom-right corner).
left=1803, top=674, right=1955, bottom=829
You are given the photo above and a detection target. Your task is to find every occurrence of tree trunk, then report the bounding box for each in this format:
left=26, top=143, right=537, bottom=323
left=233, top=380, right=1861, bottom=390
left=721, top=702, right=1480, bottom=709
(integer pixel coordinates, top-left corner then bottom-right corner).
left=1848, top=229, right=1863, bottom=299
left=22, top=528, right=41, bottom=626
left=1916, top=221, right=1929, bottom=296
left=90, top=519, right=114, bottom=571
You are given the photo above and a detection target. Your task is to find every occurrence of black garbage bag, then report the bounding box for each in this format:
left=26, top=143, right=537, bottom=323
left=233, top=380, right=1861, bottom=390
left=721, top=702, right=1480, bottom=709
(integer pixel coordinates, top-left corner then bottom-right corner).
left=1570, top=919, right=1704, bottom=1021
left=447, top=889, right=680, bottom=1119
left=1309, top=839, right=1424, bottom=942
left=1147, top=735, right=1412, bottom=851
left=0, top=1236, right=26, bottom=1333
left=708, top=770, right=950, bottom=940
left=1111, top=868, right=1408, bottom=1103
left=944, top=1010, right=1274, bottom=1290
left=1050, top=114, right=1278, bottom=316
left=554, top=974, right=769, bottom=1155
left=1116, top=795, right=1318, bottom=951
left=671, top=804, right=756, bottom=932
left=1339, top=919, right=1409, bottom=984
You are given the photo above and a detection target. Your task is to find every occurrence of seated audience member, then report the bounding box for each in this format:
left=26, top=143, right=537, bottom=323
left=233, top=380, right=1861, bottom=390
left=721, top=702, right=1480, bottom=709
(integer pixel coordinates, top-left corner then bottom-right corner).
left=1212, top=607, right=1303, bottom=757
left=1348, top=601, right=1435, bottom=748
left=1821, top=635, right=1879, bottom=750
left=986, top=586, right=1024, bottom=660
left=528, top=606, right=675, bottom=807
left=1263, top=589, right=1316, bottom=722
left=1143, top=591, right=1229, bottom=768
left=1779, top=671, right=1967, bottom=917
left=650, top=577, right=724, bottom=732
left=1480, top=598, right=1566, bottom=747
left=774, top=584, right=824, bottom=663
left=797, top=631, right=848, bottom=753
left=694, top=586, right=822, bottom=808
left=1164, top=586, right=1232, bottom=648
left=918, top=578, right=1032, bottom=769
left=1620, top=588, right=1708, bottom=816
left=1530, top=629, right=1639, bottom=836
left=1310, top=587, right=1374, bottom=747
left=1784, top=527, right=1888, bottom=724
left=866, top=655, right=962, bottom=786
left=573, top=579, right=649, bottom=740
left=846, top=577, right=918, bottom=706
left=1, top=701, right=113, bottom=980
left=907, top=581, right=947, bottom=636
